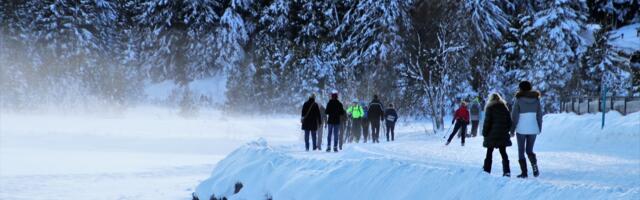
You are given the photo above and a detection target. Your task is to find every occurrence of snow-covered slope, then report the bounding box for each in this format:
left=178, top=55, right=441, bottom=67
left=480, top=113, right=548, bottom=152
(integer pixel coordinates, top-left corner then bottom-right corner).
left=609, top=23, right=640, bottom=54
left=194, top=112, right=640, bottom=200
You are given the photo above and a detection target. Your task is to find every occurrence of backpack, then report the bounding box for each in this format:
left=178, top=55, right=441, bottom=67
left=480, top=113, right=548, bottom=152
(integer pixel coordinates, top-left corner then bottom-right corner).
left=471, top=104, right=480, bottom=114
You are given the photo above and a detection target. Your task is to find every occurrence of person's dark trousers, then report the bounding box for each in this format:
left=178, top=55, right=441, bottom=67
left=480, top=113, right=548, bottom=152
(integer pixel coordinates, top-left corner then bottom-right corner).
left=351, top=119, right=361, bottom=143
left=447, top=120, right=467, bottom=144
left=517, top=133, right=539, bottom=176
left=386, top=122, right=395, bottom=141
left=516, top=134, right=537, bottom=160
left=327, top=124, right=340, bottom=151
left=362, top=119, right=370, bottom=143
left=484, top=147, right=510, bottom=175
left=471, top=120, right=479, bottom=137
left=371, top=120, right=381, bottom=143
left=304, top=130, right=317, bottom=151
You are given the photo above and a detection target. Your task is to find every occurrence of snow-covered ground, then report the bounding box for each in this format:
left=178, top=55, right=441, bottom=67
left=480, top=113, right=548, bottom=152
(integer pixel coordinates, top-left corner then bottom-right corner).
left=0, top=107, right=298, bottom=200
left=2, top=108, right=638, bottom=200
left=194, top=112, right=640, bottom=200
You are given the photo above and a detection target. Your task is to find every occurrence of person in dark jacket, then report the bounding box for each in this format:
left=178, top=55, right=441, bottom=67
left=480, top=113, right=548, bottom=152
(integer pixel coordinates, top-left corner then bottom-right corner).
left=301, top=94, right=322, bottom=151
left=325, top=90, right=346, bottom=152
left=512, top=81, right=543, bottom=178
left=482, top=93, right=512, bottom=177
left=361, top=104, right=370, bottom=143
left=384, top=103, right=398, bottom=142
left=368, top=95, right=385, bottom=143
left=469, top=97, right=482, bottom=137
left=446, top=101, right=469, bottom=146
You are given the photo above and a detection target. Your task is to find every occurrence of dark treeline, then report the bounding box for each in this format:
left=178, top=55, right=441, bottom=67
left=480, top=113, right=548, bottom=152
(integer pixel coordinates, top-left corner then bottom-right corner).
left=0, top=0, right=638, bottom=124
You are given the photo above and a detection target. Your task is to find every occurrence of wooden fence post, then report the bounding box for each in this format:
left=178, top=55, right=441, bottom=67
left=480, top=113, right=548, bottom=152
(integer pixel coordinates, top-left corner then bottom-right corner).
left=571, top=98, right=574, bottom=113
left=624, top=97, right=628, bottom=115
left=610, top=96, right=614, bottom=113
left=598, top=96, right=601, bottom=112
left=587, top=97, right=590, bottom=113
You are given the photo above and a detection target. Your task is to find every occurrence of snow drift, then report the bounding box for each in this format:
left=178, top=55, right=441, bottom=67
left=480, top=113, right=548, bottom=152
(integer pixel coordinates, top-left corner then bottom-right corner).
left=194, top=112, right=640, bottom=200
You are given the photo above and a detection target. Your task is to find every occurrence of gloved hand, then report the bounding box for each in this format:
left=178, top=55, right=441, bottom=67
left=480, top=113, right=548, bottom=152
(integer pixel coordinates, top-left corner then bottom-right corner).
left=510, top=131, right=515, bottom=137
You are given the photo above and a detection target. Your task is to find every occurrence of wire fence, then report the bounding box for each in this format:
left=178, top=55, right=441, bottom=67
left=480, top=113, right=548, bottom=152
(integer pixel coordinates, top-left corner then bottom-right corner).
left=560, top=96, right=640, bottom=115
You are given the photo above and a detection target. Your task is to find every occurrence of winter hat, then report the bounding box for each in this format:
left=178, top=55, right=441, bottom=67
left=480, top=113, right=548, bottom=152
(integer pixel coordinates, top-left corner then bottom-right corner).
left=460, top=101, right=467, bottom=106
left=331, top=90, right=338, bottom=99
left=310, top=93, right=316, bottom=99
left=519, top=81, right=533, bottom=91
left=389, top=103, right=394, bottom=108
left=373, top=94, right=379, bottom=100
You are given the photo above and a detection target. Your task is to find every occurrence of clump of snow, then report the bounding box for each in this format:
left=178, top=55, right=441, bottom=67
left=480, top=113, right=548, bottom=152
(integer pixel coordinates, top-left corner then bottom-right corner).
left=194, top=112, right=640, bottom=199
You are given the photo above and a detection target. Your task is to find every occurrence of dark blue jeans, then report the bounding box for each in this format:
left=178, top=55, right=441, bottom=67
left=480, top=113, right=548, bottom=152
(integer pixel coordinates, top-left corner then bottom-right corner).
left=516, top=133, right=537, bottom=160
left=304, top=130, right=317, bottom=150
left=327, top=124, right=340, bottom=149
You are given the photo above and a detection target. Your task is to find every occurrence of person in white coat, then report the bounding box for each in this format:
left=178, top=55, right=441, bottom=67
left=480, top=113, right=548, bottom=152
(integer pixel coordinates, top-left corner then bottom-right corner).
left=511, top=81, right=542, bottom=178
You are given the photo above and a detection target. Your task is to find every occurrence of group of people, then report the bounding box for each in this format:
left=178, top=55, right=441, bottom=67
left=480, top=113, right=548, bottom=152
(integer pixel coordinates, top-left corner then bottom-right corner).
left=301, top=81, right=542, bottom=179
left=301, top=91, right=399, bottom=153
left=446, top=81, right=542, bottom=178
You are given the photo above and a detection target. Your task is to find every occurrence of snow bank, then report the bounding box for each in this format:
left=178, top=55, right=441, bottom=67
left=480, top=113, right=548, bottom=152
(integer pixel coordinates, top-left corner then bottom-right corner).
left=194, top=113, right=640, bottom=200
left=538, top=112, right=640, bottom=158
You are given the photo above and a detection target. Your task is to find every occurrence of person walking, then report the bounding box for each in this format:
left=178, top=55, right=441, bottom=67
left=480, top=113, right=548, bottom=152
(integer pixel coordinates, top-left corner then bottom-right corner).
left=368, top=95, right=384, bottom=143
left=316, top=103, right=327, bottom=151
left=446, top=101, right=469, bottom=146
left=482, top=93, right=512, bottom=177
left=361, top=104, right=370, bottom=143
left=339, top=107, right=348, bottom=150
left=325, top=90, right=345, bottom=152
left=384, top=103, right=398, bottom=142
left=469, top=97, right=482, bottom=137
left=301, top=94, right=322, bottom=151
left=347, top=100, right=364, bottom=143
left=512, top=81, right=542, bottom=178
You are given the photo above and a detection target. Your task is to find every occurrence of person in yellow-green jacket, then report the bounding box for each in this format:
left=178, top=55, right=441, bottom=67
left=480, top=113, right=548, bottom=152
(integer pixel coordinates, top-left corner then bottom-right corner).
left=347, top=100, right=364, bottom=143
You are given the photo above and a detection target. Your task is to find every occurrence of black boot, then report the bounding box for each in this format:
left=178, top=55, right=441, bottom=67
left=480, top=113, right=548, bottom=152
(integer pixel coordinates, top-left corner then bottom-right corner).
left=528, top=153, right=539, bottom=177
left=483, top=158, right=491, bottom=173
left=502, top=159, right=511, bottom=177
left=517, top=159, right=528, bottom=178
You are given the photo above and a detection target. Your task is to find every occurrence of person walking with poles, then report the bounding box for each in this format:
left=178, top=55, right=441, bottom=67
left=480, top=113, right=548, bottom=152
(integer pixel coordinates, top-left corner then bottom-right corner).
left=347, top=100, right=364, bottom=143
left=446, top=101, right=470, bottom=146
